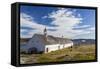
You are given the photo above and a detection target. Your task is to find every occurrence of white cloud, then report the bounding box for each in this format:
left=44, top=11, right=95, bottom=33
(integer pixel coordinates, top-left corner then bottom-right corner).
left=74, top=25, right=90, bottom=28
left=20, top=13, right=57, bottom=38
left=20, top=8, right=95, bottom=39
left=21, top=13, right=45, bottom=30
left=72, top=26, right=95, bottom=39
left=48, top=8, right=83, bottom=30
left=20, top=13, right=45, bottom=38
left=89, top=27, right=95, bottom=31
left=45, top=8, right=95, bottom=39
left=42, top=16, right=48, bottom=19
left=45, top=8, right=83, bottom=38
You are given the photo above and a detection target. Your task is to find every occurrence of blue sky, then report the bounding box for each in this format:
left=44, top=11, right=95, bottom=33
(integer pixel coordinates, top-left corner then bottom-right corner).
left=20, top=5, right=95, bottom=39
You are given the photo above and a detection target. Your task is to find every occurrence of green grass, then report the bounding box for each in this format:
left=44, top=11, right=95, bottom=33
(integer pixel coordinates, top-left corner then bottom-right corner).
left=20, top=44, right=96, bottom=64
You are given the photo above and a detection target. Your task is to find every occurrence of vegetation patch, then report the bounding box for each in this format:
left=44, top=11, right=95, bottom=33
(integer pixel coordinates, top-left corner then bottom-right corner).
left=20, top=44, right=96, bottom=64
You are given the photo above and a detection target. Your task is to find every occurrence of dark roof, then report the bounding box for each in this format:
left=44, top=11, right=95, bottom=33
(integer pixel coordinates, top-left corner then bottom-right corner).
left=20, top=38, right=30, bottom=44
left=33, top=34, right=73, bottom=45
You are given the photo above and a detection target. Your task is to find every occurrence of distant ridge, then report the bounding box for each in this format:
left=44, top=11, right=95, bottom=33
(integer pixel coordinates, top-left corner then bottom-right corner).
left=72, top=39, right=95, bottom=45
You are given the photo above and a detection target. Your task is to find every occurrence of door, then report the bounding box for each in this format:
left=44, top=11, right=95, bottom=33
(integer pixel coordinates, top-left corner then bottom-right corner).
left=46, top=48, right=49, bottom=52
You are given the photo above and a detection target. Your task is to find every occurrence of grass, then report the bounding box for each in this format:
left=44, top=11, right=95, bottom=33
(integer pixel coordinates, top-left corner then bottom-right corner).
left=20, top=44, right=96, bottom=64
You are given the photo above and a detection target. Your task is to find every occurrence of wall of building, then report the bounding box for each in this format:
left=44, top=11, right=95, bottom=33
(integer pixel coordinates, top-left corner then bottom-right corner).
left=21, top=36, right=45, bottom=53
left=45, top=42, right=73, bottom=53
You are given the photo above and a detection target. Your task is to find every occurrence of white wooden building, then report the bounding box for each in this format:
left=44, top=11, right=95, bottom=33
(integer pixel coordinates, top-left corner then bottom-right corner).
left=20, top=28, right=73, bottom=53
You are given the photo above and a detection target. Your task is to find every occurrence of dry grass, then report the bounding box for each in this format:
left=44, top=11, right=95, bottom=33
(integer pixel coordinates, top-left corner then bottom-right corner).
left=20, top=44, right=96, bottom=64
